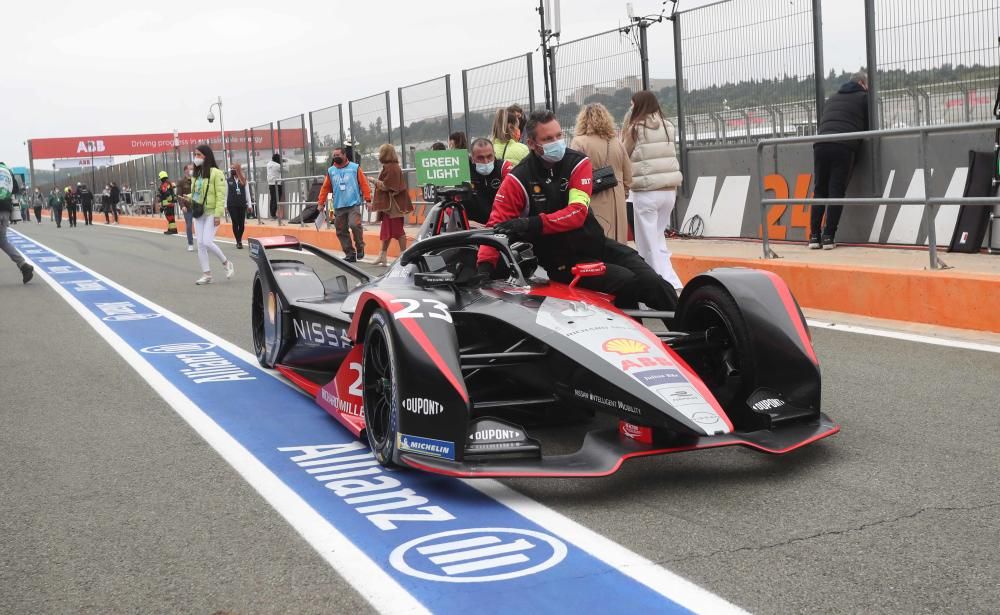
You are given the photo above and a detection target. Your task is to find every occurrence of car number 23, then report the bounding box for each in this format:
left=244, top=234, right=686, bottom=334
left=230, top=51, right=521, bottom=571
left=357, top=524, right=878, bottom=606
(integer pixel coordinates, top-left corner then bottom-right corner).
left=390, top=298, right=453, bottom=324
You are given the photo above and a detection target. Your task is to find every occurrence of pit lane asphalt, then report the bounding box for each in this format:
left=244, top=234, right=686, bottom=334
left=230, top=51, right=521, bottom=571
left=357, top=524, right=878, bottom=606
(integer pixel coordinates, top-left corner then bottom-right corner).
left=4, top=222, right=999, bottom=614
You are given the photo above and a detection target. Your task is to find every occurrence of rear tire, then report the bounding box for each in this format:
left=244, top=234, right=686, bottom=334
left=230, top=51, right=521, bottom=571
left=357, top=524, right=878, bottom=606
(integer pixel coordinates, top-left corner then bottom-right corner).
left=363, top=309, right=401, bottom=467
left=675, top=284, right=757, bottom=429
left=251, top=274, right=271, bottom=368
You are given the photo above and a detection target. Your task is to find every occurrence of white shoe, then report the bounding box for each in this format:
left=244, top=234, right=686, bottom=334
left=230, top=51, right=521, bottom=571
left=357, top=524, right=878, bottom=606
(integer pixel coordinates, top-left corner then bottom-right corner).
left=225, top=260, right=235, bottom=279
left=195, top=275, right=213, bottom=285
left=187, top=245, right=194, bottom=252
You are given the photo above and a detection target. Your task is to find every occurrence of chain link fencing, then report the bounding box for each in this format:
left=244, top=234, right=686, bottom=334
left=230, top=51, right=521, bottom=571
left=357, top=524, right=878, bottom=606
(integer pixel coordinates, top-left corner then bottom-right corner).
left=398, top=75, right=453, bottom=168
left=349, top=91, right=393, bottom=173
left=461, top=53, right=536, bottom=141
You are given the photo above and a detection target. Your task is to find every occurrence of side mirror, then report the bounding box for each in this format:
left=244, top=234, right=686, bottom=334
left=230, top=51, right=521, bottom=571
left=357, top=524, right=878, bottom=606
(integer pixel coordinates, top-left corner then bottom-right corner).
left=569, top=262, right=606, bottom=288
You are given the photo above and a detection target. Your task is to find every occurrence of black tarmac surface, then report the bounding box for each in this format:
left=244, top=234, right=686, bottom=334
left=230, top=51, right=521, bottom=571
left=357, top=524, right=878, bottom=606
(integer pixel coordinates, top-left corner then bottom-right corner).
left=2, top=222, right=998, bottom=614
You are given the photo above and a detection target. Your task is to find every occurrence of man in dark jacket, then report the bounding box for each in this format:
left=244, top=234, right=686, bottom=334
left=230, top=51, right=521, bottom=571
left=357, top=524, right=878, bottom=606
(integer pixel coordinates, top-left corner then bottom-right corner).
left=77, top=183, right=95, bottom=225
left=810, top=71, right=869, bottom=249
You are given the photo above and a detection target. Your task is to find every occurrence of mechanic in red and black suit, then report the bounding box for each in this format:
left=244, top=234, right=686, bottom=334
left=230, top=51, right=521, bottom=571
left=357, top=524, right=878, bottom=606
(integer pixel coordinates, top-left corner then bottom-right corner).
left=467, top=137, right=514, bottom=224
left=477, top=110, right=679, bottom=310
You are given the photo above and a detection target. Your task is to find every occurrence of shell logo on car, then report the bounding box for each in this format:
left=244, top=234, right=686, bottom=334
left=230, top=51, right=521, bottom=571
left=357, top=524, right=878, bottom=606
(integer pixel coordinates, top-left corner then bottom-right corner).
left=601, top=338, right=649, bottom=356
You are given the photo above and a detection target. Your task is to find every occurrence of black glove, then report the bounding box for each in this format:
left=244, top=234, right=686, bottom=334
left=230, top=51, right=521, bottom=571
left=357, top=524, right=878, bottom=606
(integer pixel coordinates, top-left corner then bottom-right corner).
left=494, top=216, right=542, bottom=240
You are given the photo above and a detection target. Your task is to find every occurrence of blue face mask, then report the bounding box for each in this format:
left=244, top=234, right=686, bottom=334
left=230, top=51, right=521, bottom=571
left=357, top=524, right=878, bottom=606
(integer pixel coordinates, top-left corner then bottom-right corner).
left=540, top=139, right=566, bottom=163
left=475, top=161, right=495, bottom=175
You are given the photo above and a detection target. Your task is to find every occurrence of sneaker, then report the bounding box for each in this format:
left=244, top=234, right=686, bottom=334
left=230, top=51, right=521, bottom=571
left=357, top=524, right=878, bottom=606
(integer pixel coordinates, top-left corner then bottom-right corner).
left=344, top=252, right=358, bottom=263
left=808, top=234, right=821, bottom=249
left=20, top=264, right=34, bottom=285
left=187, top=245, right=195, bottom=252
left=236, top=242, right=243, bottom=249
left=195, top=274, right=213, bottom=285
left=164, top=229, right=177, bottom=235
left=822, top=236, right=836, bottom=250
left=225, top=260, right=235, bottom=279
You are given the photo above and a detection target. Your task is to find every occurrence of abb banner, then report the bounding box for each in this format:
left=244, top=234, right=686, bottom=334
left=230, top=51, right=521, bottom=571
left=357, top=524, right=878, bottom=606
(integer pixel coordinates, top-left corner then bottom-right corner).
left=31, top=129, right=306, bottom=160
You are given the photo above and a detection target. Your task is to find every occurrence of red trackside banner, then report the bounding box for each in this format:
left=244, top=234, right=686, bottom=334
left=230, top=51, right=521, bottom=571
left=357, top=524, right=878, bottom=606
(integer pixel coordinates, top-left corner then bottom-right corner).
left=30, top=129, right=306, bottom=159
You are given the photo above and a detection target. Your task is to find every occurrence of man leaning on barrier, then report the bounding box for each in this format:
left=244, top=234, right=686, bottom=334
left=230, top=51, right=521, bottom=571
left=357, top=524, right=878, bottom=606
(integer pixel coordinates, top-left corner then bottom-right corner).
left=809, top=70, right=869, bottom=250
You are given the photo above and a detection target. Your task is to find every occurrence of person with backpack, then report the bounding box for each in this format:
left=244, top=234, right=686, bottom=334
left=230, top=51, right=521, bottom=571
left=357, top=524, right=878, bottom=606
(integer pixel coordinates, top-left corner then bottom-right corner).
left=0, top=162, right=33, bottom=283
left=226, top=162, right=248, bottom=249
left=183, top=144, right=233, bottom=285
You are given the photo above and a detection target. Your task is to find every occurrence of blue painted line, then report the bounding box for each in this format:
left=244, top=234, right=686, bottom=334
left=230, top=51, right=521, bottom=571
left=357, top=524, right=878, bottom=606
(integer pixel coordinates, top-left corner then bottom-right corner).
left=11, top=232, right=700, bottom=614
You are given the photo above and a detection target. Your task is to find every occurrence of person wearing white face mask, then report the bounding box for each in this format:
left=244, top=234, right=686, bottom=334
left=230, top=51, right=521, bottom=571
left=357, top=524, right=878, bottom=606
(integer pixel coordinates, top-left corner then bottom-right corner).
left=467, top=138, right=513, bottom=224
left=476, top=110, right=679, bottom=311
left=184, top=144, right=233, bottom=285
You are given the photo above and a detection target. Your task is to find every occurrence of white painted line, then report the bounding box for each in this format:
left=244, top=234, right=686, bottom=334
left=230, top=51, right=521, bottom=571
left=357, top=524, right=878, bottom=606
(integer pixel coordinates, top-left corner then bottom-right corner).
left=807, top=319, right=1000, bottom=354
left=14, top=233, right=428, bottom=615
left=17, top=229, right=747, bottom=614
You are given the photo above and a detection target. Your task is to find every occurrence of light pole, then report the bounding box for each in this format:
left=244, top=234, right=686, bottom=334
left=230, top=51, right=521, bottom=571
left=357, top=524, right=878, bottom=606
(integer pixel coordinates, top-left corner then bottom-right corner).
left=206, top=96, right=230, bottom=169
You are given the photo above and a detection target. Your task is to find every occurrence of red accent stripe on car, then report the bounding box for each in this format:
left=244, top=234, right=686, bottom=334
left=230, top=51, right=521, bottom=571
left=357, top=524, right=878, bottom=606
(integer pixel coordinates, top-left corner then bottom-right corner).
left=276, top=365, right=321, bottom=396
left=369, top=291, right=470, bottom=404
left=760, top=270, right=820, bottom=365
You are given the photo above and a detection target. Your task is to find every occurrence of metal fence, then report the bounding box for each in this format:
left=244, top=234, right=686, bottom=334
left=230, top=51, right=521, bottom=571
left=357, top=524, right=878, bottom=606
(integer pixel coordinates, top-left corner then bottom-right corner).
left=550, top=27, right=644, bottom=138
left=348, top=91, right=393, bottom=172
left=461, top=53, right=536, bottom=140
left=309, top=103, right=345, bottom=175
left=277, top=114, right=308, bottom=179
left=675, top=0, right=820, bottom=149
left=398, top=75, right=453, bottom=168
left=873, top=0, right=1000, bottom=129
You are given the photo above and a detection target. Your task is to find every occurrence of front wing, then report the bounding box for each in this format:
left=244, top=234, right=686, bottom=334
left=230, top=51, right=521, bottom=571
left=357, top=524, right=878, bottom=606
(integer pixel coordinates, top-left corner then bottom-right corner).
left=396, top=414, right=839, bottom=478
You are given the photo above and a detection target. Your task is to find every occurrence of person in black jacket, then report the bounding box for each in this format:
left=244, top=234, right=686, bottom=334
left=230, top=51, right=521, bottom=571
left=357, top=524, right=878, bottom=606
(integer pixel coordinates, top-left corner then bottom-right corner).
left=77, top=183, right=95, bottom=225
left=810, top=71, right=869, bottom=250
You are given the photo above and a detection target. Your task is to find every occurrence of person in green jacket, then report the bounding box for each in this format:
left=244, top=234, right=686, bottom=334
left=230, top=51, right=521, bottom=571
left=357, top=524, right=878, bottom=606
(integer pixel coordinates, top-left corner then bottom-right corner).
left=185, top=144, right=233, bottom=285
left=491, top=107, right=530, bottom=165
left=48, top=189, right=64, bottom=228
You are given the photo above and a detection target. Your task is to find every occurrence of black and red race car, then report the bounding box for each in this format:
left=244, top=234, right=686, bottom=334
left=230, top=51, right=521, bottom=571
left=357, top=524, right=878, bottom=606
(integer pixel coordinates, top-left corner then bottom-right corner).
left=248, top=202, right=837, bottom=478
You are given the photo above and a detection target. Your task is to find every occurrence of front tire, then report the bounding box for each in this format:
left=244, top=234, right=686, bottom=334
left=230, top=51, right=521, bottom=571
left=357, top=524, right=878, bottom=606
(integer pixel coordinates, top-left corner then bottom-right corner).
left=251, top=274, right=271, bottom=368
left=363, top=309, right=401, bottom=467
left=675, top=283, right=758, bottom=429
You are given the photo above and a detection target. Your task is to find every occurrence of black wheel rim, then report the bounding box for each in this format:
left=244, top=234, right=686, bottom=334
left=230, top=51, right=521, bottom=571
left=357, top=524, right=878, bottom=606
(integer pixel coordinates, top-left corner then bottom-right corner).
left=363, top=327, right=393, bottom=448
left=684, top=302, right=743, bottom=405
left=251, top=282, right=265, bottom=359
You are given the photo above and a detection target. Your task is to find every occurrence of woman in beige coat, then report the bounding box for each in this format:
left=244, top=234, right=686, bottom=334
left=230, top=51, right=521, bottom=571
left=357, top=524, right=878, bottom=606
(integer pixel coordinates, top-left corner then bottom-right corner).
left=623, top=90, right=684, bottom=291
left=570, top=103, right=632, bottom=242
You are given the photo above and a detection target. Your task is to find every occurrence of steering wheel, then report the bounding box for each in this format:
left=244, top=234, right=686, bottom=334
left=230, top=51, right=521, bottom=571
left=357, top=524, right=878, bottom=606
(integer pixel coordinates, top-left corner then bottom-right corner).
left=399, top=229, right=529, bottom=287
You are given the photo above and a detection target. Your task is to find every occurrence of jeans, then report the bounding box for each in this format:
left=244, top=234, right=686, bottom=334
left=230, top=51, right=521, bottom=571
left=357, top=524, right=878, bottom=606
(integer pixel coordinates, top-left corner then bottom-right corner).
left=184, top=207, right=194, bottom=245
left=810, top=142, right=854, bottom=239
left=82, top=204, right=93, bottom=225
left=193, top=215, right=227, bottom=272
left=53, top=205, right=63, bottom=227
left=104, top=202, right=119, bottom=223
left=334, top=206, right=365, bottom=256
left=631, top=189, right=683, bottom=290
left=268, top=184, right=283, bottom=218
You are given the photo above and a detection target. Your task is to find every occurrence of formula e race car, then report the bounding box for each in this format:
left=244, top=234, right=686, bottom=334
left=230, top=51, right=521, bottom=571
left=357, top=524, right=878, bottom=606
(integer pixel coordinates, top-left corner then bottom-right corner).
left=248, top=200, right=838, bottom=477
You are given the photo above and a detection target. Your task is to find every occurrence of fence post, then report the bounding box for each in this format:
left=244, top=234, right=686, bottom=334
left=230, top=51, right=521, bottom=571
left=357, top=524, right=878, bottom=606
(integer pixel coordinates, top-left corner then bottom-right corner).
left=275, top=121, right=283, bottom=225
left=461, top=69, right=471, bottom=138
left=445, top=74, right=454, bottom=138
left=812, top=0, right=825, bottom=121
left=672, top=13, right=689, bottom=198
left=398, top=87, right=407, bottom=168
left=526, top=53, right=536, bottom=111
left=639, top=21, right=650, bottom=91
left=308, top=111, right=317, bottom=176
left=864, top=0, right=880, bottom=130
left=385, top=90, right=393, bottom=150
left=548, top=46, right=558, bottom=112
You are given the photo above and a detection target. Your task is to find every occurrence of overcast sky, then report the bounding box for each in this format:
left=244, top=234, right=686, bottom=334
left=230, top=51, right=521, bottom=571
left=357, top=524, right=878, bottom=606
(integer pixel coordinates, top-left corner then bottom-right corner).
left=3, top=0, right=865, bottom=166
